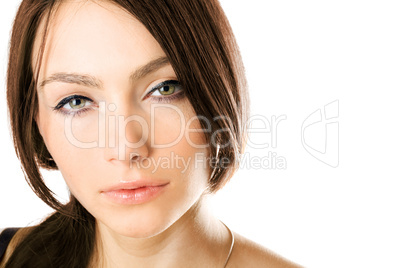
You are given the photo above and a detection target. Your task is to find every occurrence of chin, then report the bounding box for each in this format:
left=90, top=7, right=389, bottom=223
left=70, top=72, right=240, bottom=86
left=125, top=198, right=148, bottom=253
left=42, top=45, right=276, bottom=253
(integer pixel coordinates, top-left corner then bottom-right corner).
left=96, top=205, right=178, bottom=239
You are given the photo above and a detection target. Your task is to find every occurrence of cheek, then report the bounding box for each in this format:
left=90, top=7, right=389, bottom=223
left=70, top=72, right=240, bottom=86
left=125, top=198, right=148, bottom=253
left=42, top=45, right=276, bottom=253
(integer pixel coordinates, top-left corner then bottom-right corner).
left=37, top=106, right=101, bottom=186
left=152, top=101, right=207, bottom=147
left=149, top=103, right=211, bottom=185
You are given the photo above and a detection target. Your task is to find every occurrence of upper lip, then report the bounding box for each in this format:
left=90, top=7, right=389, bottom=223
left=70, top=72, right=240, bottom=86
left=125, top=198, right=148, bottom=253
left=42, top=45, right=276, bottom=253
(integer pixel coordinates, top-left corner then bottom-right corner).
left=101, top=179, right=170, bottom=192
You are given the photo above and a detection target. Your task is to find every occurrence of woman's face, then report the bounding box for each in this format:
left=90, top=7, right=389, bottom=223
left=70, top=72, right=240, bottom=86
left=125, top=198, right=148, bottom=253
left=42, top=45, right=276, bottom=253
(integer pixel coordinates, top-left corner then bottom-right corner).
left=33, top=1, right=210, bottom=237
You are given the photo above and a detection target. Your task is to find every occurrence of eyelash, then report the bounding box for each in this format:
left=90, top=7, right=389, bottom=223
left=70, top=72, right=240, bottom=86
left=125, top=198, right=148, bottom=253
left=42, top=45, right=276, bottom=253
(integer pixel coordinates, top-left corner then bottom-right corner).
left=52, top=80, right=184, bottom=116
left=144, top=80, right=185, bottom=103
left=52, top=95, right=95, bottom=117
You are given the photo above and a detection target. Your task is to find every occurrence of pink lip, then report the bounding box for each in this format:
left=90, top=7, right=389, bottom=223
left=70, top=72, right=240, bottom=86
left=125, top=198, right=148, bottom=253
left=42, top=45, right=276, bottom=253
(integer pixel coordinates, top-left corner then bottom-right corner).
left=101, top=180, right=169, bottom=205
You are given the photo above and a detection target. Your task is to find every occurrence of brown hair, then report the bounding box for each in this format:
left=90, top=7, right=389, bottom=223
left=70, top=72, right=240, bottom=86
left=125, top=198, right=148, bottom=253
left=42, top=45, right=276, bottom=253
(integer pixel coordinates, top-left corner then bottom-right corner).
left=5, top=0, right=249, bottom=266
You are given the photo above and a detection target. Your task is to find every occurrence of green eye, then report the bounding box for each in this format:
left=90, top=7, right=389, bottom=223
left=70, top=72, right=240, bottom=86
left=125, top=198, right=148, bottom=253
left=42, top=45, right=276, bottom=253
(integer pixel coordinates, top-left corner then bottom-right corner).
left=158, top=85, right=176, bottom=95
left=53, top=94, right=94, bottom=117
left=145, top=80, right=184, bottom=103
left=69, top=98, right=87, bottom=109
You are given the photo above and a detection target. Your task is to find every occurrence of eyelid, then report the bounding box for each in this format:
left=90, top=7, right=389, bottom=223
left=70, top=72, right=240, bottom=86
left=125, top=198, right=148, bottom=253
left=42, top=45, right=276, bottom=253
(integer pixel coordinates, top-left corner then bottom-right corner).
left=143, top=80, right=181, bottom=99
left=54, top=95, right=94, bottom=110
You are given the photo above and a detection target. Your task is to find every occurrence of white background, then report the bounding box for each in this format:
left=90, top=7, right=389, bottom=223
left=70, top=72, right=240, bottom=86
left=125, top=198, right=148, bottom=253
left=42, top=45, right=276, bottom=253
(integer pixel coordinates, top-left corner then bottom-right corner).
left=1, top=1, right=401, bottom=267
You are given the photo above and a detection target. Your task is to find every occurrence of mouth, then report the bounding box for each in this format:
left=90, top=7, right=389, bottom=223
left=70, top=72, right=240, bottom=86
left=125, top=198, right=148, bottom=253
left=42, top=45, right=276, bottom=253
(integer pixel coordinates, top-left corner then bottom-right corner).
left=101, top=180, right=170, bottom=205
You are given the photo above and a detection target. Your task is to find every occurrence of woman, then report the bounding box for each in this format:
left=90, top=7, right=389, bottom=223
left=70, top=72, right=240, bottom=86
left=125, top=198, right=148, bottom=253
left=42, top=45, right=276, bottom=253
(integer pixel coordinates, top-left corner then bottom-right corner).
left=0, top=0, right=301, bottom=267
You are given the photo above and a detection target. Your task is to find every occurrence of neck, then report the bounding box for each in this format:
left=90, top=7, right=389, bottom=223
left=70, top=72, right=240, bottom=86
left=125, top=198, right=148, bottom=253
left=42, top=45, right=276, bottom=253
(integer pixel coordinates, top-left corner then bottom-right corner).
left=91, top=195, right=232, bottom=268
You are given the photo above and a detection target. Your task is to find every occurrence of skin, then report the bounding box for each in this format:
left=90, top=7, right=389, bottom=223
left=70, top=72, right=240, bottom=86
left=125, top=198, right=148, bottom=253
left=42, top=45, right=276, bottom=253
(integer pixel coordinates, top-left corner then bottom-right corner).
left=2, top=1, right=302, bottom=267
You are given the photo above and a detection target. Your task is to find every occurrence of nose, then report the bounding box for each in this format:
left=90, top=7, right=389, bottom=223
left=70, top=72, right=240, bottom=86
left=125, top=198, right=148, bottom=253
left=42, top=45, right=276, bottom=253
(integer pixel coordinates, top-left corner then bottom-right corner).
left=102, top=101, right=149, bottom=165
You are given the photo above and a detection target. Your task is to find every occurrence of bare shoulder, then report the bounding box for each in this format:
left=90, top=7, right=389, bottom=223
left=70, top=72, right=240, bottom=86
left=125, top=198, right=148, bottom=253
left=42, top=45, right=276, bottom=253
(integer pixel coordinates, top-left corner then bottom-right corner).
left=227, top=232, right=303, bottom=268
left=0, top=227, right=35, bottom=266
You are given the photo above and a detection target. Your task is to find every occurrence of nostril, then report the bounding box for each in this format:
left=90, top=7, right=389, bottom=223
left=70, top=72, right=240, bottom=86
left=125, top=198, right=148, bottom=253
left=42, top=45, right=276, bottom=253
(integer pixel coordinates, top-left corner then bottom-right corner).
left=130, top=153, right=140, bottom=161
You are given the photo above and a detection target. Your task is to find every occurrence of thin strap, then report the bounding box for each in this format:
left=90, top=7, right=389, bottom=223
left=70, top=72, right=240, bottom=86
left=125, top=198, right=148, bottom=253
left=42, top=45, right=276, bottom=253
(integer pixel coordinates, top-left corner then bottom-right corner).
left=0, top=228, right=20, bottom=261
left=220, top=221, right=234, bottom=268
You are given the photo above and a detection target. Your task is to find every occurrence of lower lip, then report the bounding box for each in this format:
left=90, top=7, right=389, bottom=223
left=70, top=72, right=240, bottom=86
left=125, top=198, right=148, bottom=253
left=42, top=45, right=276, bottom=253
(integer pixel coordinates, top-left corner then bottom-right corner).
left=101, top=184, right=169, bottom=205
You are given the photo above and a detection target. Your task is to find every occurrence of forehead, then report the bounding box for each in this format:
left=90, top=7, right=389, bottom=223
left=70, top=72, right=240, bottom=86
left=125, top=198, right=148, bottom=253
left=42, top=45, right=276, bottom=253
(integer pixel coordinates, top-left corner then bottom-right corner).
left=32, top=0, right=166, bottom=82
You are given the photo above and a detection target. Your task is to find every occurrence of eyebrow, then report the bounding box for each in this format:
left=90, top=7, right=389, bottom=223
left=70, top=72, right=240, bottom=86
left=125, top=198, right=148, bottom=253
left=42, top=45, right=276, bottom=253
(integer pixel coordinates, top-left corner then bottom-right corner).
left=130, top=56, right=170, bottom=81
left=39, top=73, right=102, bottom=89
left=39, top=56, right=170, bottom=90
